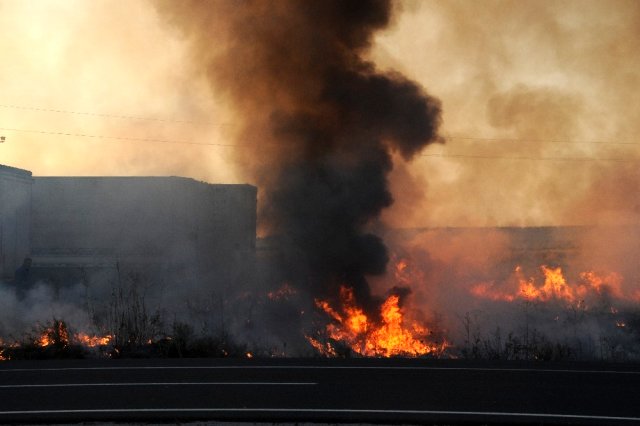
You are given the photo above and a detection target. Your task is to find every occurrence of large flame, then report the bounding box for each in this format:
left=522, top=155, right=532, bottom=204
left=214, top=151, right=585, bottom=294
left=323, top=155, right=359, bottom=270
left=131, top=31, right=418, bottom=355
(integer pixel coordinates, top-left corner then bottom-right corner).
left=308, top=286, right=447, bottom=357
left=471, top=265, right=626, bottom=304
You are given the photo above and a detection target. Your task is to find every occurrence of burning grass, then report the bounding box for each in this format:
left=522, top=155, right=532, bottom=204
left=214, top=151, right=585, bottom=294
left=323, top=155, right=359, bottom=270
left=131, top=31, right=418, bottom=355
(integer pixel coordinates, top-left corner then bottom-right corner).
left=302, top=255, right=640, bottom=360
left=2, top=255, right=640, bottom=361
left=307, top=286, right=448, bottom=358
left=0, top=272, right=259, bottom=361
left=460, top=264, right=640, bottom=361
left=0, top=317, right=256, bottom=361
left=0, top=319, right=92, bottom=360
left=471, top=265, right=627, bottom=305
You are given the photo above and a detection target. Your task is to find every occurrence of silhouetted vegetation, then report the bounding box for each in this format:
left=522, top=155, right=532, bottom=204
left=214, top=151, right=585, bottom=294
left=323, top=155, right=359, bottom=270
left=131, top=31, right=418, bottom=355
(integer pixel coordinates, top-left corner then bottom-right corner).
left=1, top=318, right=86, bottom=360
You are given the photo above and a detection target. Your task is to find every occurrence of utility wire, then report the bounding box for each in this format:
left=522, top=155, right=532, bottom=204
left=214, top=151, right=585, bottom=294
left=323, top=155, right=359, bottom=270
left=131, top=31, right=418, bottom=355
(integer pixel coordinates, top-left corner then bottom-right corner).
left=444, top=135, right=640, bottom=146
left=2, top=126, right=639, bottom=162
left=0, top=127, right=235, bottom=147
left=0, top=103, right=637, bottom=146
left=0, top=103, right=221, bottom=126
left=420, top=153, right=640, bottom=162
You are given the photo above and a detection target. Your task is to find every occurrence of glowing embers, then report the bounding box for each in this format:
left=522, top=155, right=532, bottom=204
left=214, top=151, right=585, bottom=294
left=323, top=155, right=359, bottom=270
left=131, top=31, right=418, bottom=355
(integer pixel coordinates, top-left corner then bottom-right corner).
left=267, top=282, right=297, bottom=301
left=309, top=286, right=447, bottom=357
left=471, top=265, right=625, bottom=304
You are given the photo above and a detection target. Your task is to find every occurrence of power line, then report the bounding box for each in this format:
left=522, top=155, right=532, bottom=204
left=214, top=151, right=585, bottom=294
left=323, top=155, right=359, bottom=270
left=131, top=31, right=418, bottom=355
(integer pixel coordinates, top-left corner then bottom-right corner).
left=0, top=103, right=637, bottom=147
left=444, top=135, right=640, bottom=146
left=0, top=127, right=235, bottom=147
left=0, top=104, right=221, bottom=126
left=420, top=153, right=640, bottom=162
left=2, top=125, right=639, bottom=162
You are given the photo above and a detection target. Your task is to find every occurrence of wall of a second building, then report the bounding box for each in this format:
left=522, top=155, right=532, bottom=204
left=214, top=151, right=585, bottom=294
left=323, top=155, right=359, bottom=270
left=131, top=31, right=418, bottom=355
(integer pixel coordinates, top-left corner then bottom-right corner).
left=0, top=165, right=32, bottom=279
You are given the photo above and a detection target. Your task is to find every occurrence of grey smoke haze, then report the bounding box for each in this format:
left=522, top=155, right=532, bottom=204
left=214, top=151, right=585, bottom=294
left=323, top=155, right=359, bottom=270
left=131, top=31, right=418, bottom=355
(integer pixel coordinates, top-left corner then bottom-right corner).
left=0, top=282, right=93, bottom=340
left=156, top=0, right=442, bottom=314
left=2, top=1, right=638, bottom=359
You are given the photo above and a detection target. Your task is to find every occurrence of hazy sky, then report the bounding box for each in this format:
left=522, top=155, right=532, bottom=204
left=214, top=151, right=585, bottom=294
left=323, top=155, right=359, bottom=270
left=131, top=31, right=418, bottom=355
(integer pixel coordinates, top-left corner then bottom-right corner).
left=0, top=0, right=638, bottom=228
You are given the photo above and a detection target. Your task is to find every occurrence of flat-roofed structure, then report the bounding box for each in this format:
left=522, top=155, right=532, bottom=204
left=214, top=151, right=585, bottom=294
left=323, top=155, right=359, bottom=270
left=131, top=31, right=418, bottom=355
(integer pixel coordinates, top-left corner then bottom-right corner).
left=0, top=165, right=32, bottom=279
left=0, top=164, right=257, bottom=293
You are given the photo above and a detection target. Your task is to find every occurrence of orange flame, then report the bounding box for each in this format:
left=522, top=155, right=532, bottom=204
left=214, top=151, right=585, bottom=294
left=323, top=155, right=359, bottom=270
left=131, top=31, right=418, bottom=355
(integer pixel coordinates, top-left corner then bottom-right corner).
left=472, top=265, right=628, bottom=304
left=38, top=320, right=70, bottom=347
left=74, top=333, right=113, bottom=347
left=36, top=321, right=113, bottom=348
left=306, top=335, right=338, bottom=357
left=310, top=286, right=447, bottom=357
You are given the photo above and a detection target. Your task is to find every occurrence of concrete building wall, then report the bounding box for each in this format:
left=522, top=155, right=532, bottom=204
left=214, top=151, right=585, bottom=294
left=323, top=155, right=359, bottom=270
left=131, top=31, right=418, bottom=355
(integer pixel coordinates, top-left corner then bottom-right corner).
left=30, top=176, right=256, bottom=288
left=0, top=165, right=32, bottom=279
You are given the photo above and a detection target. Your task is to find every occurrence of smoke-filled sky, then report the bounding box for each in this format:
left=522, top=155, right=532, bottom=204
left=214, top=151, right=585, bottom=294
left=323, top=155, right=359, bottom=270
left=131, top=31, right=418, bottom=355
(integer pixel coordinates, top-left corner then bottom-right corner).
left=1, top=0, right=638, bottom=228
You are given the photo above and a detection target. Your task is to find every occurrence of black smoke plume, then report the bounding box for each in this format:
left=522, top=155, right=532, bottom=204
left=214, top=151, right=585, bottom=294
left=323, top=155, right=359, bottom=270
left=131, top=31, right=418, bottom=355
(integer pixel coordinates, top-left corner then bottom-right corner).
left=157, top=0, right=442, bottom=315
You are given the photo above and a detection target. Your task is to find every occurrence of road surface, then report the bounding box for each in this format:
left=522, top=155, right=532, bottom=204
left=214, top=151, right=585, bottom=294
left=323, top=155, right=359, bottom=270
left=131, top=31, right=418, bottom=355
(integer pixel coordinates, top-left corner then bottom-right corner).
left=0, top=358, right=638, bottom=424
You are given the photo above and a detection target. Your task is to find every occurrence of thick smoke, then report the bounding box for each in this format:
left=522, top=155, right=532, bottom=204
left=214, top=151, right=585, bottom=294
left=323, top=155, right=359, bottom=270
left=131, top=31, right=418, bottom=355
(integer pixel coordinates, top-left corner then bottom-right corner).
left=157, top=0, right=442, bottom=313
left=374, top=0, right=640, bottom=229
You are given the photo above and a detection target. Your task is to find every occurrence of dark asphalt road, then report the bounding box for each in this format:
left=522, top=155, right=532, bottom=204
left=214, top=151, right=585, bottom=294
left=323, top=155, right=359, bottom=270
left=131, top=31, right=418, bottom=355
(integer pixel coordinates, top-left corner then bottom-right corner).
left=0, top=358, right=639, bottom=425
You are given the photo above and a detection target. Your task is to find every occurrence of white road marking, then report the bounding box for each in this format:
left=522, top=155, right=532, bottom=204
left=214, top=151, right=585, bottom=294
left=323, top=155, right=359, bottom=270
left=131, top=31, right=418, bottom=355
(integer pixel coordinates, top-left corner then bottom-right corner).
left=1, top=365, right=639, bottom=375
left=0, top=382, right=316, bottom=389
left=0, top=408, right=637, bottom=422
